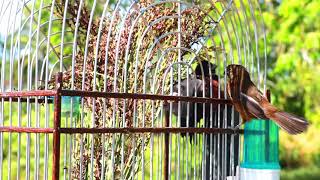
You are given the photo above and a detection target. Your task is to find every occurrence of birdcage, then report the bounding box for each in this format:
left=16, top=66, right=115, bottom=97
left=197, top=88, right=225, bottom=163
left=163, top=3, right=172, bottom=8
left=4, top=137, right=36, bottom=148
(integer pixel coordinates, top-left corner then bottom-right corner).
left=0, top=0, right=270, bottom=179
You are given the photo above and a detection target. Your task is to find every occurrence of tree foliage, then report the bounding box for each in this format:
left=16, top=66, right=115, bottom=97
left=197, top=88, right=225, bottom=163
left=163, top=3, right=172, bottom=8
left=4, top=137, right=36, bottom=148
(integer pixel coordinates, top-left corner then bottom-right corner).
left=262, top=0, right=320, bottom=168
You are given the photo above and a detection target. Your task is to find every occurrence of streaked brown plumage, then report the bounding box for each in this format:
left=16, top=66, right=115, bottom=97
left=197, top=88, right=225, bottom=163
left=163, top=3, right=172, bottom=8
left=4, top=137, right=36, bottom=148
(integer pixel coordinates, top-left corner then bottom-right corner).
left=226, top=64, right=309, bottom=134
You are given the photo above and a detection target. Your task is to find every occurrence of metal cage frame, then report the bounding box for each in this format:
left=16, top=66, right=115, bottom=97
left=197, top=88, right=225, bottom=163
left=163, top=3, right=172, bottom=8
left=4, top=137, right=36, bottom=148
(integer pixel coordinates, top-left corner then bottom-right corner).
left=0, top=0, right=268, bottom=179
left=0, top=72, right=251, bottom=180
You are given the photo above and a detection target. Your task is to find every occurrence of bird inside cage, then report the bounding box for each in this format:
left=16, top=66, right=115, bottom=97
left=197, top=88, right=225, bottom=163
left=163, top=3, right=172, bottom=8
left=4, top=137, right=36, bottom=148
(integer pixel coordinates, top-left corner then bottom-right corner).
left=164, top=59, right=240, bottom=178
left=165, top=60, right=233, bottom=140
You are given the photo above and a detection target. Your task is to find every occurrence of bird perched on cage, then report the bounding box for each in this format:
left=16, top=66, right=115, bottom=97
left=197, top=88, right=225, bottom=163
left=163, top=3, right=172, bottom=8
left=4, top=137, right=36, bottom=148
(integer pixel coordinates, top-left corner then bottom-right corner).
left=226, top=64, right=309, bottom=134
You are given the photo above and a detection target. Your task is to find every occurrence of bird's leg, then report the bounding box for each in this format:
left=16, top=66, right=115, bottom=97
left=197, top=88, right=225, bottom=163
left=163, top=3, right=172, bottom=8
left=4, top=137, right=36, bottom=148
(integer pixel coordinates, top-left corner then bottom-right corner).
left=233, top=116, right=243, bottom=130
left=232, top=124, right=241, bottom=130
left=224, top=124, right=241, bottom=134
left=227, top=124, right=241, bottom=132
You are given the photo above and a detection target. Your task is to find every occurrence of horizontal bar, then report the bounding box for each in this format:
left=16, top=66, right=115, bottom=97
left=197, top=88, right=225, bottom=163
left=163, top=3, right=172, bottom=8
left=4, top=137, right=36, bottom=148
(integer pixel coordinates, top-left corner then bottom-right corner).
left=61, top=90, right=232, bottom=104
left=0, top=97, right=54, bottom=103
left=59, top=127, right=243, bottom=134
left=0, top=90, right=232, bottom=104
left=0, top=126, right=54, bottom=133
left=0, top=90, right=57, bottom=98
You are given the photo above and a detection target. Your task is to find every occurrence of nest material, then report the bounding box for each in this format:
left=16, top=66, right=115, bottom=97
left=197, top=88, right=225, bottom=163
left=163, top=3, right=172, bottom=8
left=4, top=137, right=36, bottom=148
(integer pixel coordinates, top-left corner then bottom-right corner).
left=53, top=0, right=214, bottom=179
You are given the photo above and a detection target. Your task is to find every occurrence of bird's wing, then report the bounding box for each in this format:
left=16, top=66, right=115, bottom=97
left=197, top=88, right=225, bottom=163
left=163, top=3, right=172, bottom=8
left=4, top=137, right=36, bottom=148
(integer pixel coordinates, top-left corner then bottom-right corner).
left=240, top=92, right=268, bottom=119
left=172, top=77, right=203, bottom=97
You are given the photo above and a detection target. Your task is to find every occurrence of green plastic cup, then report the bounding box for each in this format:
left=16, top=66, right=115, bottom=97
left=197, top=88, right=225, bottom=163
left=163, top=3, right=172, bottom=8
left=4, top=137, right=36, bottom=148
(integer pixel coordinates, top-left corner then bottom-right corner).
left=241, top=119, right=280, bottom=170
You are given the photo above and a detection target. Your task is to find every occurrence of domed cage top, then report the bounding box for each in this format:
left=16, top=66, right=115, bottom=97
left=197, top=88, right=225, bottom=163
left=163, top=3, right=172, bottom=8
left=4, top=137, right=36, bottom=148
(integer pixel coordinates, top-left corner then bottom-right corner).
left=0, top=0, right=268, bottom=179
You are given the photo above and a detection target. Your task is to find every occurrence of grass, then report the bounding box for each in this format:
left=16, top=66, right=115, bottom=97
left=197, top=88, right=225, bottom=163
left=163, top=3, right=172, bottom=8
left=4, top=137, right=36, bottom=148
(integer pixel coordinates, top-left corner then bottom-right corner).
left=281, top=166, right=320, bottom=180
left=137, top=115, right=206, bottom=179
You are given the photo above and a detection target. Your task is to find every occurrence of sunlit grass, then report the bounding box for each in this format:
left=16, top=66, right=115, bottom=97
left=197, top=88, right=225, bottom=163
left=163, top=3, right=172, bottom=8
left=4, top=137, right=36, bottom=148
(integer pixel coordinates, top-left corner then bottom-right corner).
left=136, top=115, right=206, bottom=179
left=281, top=166, right=320, bottom=180
left=138, top=133, right=205, bottom=179
left=1, top=101, right=55, bottom=179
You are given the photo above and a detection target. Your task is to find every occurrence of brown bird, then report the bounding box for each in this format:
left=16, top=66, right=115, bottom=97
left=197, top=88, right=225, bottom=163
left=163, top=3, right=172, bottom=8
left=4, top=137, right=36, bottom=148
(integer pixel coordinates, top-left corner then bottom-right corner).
left=226, top=64, right=309, bottom=134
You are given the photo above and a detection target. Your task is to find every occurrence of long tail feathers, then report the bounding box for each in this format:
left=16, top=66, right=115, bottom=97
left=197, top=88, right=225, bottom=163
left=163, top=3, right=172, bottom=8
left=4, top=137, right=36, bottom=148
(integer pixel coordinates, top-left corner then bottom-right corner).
left=270, top=111, right=309, bottom=134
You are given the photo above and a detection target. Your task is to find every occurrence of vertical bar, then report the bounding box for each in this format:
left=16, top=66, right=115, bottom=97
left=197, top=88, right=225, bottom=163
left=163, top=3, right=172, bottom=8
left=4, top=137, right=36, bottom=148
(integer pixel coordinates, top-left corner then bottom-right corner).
left=16, top=1, right=23, bottom=178
left=265, top=89, right=271, bottom=163
left=34, top=2, right=44, bottom=176
left=53, top=72, right=62, bottom=180
left=177, top=2, right=182, bottom=180
left=150, top=101, right=155, bottom=179
left=164, top=112, right=169, bottom=180
left=0, top=0, right=10, bottom=178
left=63, top=116, right=68, bottom=180
left=8, top=1, right=18, bottom=179
left=185, top=70, right=190, bottom=180
left=68, top=99, right=74, bottom=180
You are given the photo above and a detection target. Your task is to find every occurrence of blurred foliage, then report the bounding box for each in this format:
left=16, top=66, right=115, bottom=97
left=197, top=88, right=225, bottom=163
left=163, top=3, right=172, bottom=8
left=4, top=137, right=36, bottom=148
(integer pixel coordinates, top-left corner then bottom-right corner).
left=261, top=0, right=320, bottom=168
left=281, top=166, right=320, bottom=180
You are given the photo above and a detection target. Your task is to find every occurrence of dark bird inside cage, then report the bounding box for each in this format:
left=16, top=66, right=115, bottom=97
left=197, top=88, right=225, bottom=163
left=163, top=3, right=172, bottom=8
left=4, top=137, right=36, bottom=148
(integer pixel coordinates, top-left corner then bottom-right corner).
left=164, top=60, right=240, bottom=178
left=226, top=64, right=309, bottom=134
left=164, top=60, right=221, bottom=142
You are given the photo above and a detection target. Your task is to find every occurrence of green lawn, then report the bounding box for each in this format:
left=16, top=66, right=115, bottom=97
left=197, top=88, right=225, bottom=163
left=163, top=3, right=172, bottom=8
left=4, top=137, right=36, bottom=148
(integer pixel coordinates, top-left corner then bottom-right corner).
left=281, top=166, right=320, bottom=180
